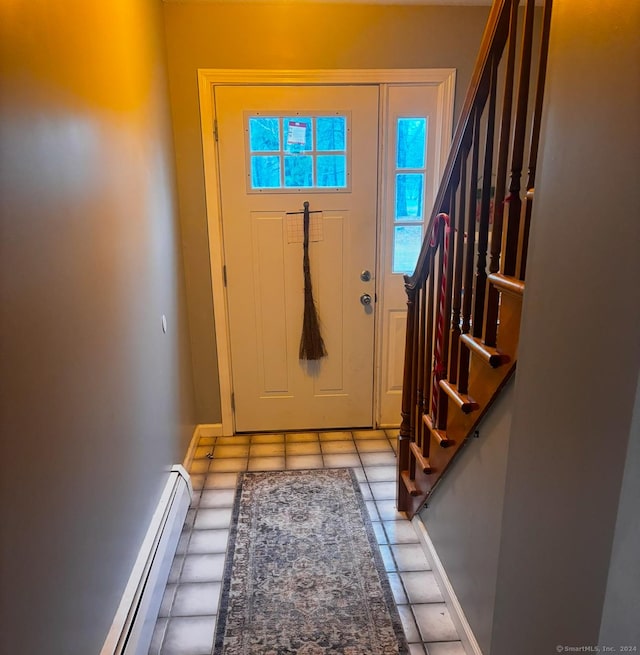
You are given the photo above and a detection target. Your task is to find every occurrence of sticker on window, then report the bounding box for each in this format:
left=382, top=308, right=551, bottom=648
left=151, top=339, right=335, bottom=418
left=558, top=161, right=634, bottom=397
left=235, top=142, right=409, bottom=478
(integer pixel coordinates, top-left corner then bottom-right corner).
left=287, top=121, right=308, bottom=147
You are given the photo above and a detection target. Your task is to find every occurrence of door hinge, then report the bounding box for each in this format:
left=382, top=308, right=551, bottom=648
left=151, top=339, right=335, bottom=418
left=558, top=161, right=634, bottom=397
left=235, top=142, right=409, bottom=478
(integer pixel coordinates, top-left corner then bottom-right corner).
left=230, top=392, right=235, bottom=411
left=223, top=264, right=227, bottom=287
left=213, top=119, right=219, bottom=142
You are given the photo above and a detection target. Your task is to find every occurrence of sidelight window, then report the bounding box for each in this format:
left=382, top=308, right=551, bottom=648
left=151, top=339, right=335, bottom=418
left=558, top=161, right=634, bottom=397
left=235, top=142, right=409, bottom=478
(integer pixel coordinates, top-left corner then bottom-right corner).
left=392, top=117, right=428, bottom=273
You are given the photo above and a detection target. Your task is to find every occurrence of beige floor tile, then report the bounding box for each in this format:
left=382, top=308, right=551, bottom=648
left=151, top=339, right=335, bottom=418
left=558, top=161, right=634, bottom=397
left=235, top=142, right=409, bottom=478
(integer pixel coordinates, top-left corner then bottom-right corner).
left=397, top=604, right=421, bottom=643
left=285, top=432, right=319, bottom=442
left=319, top=431, right=353, bottom=441
left=199, top=489, right=235, bottom=508
left=213, top=444, right=250, bottom=459
left=356, top=439, right=393, bottom=453
left=375, top=499, right=406, bottom=521
left=387, top=572, right=408, bottom=605
left=203, top=472, right=238, bottom=489
left=160, top=616, right=216, bottom=655
left=286, top=441, right=321, bottom=455
left=193, top=445, right=214, bottom=460
left=189, top=459, right=211, bottom=475
left=189, top=474, right=206, bottom=490
left=187, top=529, right=229, bottom=554
left=320, top=440, right=357, bottom=454
left=412, top=604, right=458, bottom=642
left=215, top=435, right=250, bottom=445
left=391, top=543, right=431, bottom=571
left=353, top=429, right=388, bottom=440
left=248, top=456, right=286, bottom=471
left=250, top=433, right=285, bottom=443
left=193, top=508, right=233, bottom=530
left=364, top=465, right=396, bottom=482
left=180, top=553, right=225, bottom=583
left=171, top=582, right=222, bottom=616
left=369, top=481, right=397, bottom=501
left=209, top=457, right=248, bottom=472
left=400, top=571, right=444, bottom=604
left=383, top=520, right=420, bottom=544
left=286, top=454, right=324, bottom=469
left=360, top=452, right=397, bottom=467
left=249, top=442, right=285, bottom=457
left=323, top=453, right=361, bottom=468
left=424, top=642, right=466, bottom=655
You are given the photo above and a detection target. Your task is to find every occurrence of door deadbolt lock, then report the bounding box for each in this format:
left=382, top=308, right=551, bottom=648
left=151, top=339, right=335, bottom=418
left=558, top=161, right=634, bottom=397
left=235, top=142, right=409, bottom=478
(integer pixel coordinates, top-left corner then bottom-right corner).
left=360, top=293, right=372, bottom=306
left=360, top=270, right=372, bottom=282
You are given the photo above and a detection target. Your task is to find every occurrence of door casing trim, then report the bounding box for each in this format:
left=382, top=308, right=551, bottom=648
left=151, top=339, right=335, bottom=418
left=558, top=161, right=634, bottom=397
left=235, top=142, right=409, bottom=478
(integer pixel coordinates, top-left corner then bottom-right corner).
left=197, top=69, right=455, bottom=435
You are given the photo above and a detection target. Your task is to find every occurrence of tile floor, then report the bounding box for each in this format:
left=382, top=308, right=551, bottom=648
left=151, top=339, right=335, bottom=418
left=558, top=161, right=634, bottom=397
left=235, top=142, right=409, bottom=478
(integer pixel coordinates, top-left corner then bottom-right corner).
left=149, top=430, right=466, bottom=655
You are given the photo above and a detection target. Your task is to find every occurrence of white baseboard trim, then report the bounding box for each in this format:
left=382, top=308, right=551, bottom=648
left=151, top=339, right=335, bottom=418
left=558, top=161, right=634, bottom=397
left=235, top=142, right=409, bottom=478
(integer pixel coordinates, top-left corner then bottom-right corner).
left=197, top=423, right=224, bottom=438
left=412, top=516, right=483, bottom=655
left=182, top=426, right=201, bottom=471
left=100, top=466, right=192, bottom=655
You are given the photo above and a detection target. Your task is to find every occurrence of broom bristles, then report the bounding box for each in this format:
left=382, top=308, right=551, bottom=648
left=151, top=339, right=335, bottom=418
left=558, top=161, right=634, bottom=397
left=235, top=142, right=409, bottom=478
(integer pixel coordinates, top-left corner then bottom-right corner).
left=299, top=288, right=327, bottom=361
left=299, top=201, right=327, bottom=361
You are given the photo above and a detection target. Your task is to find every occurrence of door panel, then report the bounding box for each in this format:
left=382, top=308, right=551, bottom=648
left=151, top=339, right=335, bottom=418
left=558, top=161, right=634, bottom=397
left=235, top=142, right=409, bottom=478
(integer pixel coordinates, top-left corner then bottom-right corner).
left=215, top=85, right=379, bottom=432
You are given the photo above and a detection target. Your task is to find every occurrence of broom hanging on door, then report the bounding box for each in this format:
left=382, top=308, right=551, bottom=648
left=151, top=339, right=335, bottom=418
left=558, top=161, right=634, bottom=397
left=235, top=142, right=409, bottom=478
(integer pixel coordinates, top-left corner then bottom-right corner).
left=298, top=201, right=327, bottom=361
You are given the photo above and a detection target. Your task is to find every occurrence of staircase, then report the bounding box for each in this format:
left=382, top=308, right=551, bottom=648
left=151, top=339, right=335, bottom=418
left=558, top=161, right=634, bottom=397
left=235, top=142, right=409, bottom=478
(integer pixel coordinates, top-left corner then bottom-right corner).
left=397, top=0, right=553, bottom=518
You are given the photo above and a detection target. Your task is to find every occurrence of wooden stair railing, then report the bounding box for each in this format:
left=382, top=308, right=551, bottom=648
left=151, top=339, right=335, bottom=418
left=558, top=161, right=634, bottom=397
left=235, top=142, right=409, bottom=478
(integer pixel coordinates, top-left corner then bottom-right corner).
left=397, top=0, right=553, bottom=518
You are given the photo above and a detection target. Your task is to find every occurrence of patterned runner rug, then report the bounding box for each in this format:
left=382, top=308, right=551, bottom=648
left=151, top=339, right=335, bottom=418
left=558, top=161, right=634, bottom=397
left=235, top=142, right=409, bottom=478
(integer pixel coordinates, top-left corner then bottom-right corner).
left=214, top=469, right=409, bottom=655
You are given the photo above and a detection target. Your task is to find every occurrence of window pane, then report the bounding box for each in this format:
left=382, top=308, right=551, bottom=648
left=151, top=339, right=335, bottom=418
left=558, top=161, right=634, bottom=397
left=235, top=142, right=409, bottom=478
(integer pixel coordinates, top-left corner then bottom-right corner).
left=395, top=173, right=424, bottom=220
left=316, top=155, right=346, bottom=188
left=393, top=225, right=423, bottom=274
left=396, top=118, right=427, bottom=169
left=251, top=156, right=281, bottom=188
left=316, top=116, right=346, bottom=151
left=284, top=155, right=313, bottom=187
left=284, top=117, right=312, bottom=153
left=249, top=117, right=280, bottom=152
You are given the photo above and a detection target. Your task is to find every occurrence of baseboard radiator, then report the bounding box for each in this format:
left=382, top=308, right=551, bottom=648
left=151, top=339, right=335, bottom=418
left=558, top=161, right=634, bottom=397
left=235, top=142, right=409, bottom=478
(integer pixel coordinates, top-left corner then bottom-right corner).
left=101, top=465, right=192, bottom=655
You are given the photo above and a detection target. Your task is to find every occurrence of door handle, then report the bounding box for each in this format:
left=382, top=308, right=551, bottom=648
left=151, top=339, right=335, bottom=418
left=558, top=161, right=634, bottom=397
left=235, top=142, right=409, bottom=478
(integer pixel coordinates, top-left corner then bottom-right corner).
left=360, top=293, right=372, bottom=306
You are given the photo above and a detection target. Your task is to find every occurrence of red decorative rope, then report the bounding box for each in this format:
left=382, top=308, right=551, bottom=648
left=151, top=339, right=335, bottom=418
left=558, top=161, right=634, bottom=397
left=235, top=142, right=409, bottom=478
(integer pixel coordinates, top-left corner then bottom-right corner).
left=431, top=213, right=451, bottom=421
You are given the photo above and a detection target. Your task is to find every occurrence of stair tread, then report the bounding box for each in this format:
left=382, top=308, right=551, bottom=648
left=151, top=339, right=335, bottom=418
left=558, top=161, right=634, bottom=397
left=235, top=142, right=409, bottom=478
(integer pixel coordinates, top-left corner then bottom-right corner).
left=400, top=470, right=421, bottom=496
left=409, top=441, right=432, bottom=473
left=423, top=414, right=452, bottom=447
left=439, top=379, right=480, bottom=414
left=488, top=272, right=525, bottom=296
left=461, top=334, right=510, bottom=368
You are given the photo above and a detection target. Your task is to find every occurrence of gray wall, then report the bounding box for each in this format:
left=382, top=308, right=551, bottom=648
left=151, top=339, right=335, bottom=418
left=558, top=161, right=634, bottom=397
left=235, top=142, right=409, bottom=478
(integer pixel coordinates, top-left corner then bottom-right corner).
left=0, top=1, right=196, bottom=653
left=599, top=374, right=640, bottom=647
left=421, top=379, right=514, bottom=653
left=491, top=0, right=640, bottom=652
left=162, top=2, right=491, bottom=422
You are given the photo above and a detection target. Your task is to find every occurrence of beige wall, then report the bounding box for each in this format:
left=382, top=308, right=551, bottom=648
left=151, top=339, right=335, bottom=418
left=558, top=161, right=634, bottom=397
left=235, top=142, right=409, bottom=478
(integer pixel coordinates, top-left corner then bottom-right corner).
left=0, top=1, right=196, bottom=653
left=162, top=2, right=490, bottom=421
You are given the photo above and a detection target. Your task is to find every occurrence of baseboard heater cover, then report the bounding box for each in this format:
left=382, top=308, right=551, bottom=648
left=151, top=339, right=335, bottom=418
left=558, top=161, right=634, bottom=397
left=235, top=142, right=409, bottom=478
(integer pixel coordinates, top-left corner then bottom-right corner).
left=100, top=465, right=192, bottom=655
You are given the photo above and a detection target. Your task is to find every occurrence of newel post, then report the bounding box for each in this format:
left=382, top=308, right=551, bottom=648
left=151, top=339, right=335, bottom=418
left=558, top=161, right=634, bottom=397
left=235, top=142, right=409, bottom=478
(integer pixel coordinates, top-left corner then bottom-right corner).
left=397, top=282, right=417, bottom=512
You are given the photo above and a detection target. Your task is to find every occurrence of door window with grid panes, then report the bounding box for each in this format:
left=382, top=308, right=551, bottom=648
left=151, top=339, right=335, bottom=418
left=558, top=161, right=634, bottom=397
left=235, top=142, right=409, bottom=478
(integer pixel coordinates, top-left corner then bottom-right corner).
left=392, top=118, right=428, bottom=273
left=246, top=113, right=350, bottom=192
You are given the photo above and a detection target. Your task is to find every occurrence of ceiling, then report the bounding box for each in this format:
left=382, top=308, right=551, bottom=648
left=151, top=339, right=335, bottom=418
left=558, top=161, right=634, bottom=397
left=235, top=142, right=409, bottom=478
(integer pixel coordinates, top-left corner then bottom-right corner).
left=163, top=0, right=494, bottom=5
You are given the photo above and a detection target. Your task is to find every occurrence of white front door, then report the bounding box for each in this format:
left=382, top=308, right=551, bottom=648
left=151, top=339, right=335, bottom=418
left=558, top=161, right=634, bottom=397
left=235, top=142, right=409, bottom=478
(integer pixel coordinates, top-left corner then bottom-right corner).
left=215, top=85, right=379, bottom=432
